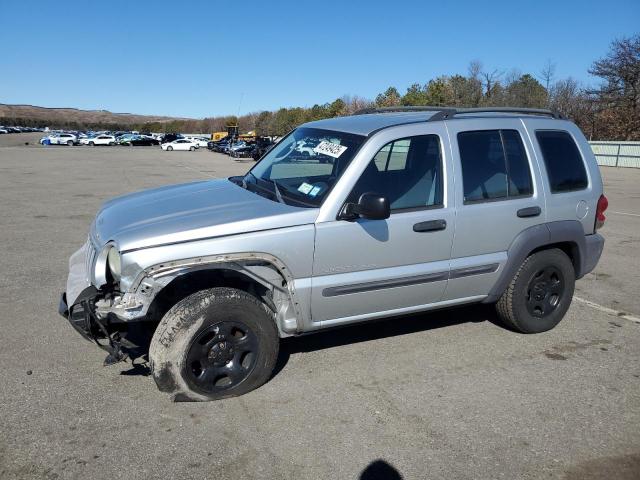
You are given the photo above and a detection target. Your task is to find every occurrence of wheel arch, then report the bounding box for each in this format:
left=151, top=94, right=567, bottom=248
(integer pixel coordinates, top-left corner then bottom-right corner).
left=484, top=221, right=588, bottom=303
left=120, top=254, right=303, bottom=336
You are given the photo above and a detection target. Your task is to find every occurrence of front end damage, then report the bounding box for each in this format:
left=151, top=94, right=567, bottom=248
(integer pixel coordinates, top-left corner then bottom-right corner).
left=58, top=288, right=140, bottom=364
left=59, top=242, right=302, bottom=366
left=58, top=240, right=152, bottom=365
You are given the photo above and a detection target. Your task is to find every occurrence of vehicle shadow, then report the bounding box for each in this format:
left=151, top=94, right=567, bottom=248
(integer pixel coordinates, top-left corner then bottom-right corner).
left=359, top=459, right=403, bottom=480
left=271, top=303, right=499, bottom=380
left=118, top=302, right=501, bottom=379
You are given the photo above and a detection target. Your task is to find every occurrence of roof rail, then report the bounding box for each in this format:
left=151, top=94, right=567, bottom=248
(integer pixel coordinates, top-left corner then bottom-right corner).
left=354, top=106, right=455, bottom=115
left=354, top=106, right=565, bottom=120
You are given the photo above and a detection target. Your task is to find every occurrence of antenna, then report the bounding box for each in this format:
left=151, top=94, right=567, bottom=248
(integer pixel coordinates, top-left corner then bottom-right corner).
left=237, top=92, right=244, bottom=118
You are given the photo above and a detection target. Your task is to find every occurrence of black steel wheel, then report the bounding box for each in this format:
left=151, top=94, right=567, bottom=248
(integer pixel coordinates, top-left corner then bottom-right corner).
left=149, top=287, right=279, bottom=401
left=525, top=266, right=565, bottom=318
left=184, top=320, right=259, bottom=394
left=496, top=248, right=575, bottom=333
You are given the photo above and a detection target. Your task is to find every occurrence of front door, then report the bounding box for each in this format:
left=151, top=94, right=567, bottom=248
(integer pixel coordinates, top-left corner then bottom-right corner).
left=311, top=126, right=455, bottom=327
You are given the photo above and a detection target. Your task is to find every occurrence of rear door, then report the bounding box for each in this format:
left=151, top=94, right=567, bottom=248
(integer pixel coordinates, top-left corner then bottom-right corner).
left=443, top=118, right=545, bottom=301
left=311, top=123, right=455, bottom=327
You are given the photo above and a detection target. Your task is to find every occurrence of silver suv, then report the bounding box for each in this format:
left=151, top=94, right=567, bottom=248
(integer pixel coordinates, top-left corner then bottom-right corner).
left=58, top=107, right=608, bottom=401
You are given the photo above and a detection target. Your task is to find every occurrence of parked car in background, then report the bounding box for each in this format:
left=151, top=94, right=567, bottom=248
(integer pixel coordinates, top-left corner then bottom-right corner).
left=187, top=137, right=209, bottom=148
left=230, top=144, right=257, bottom=158
left=115, top=134, right=136, bottom=143
left=225, top=140, right=246, bottom=154
left=49, top=133, right=78, bottom=146
left=160, top=133, right=182, bottom=144
left=252, top=138, right=275, bottom=161
left=80, top=134, right=116, bottom=146
left=0, top=128, right=7, bottom=134
left=208, top=139, right=230, bottom=152
left=161, top=139, right=198, bottom=151
left=118, top=135, right=160, bottom=146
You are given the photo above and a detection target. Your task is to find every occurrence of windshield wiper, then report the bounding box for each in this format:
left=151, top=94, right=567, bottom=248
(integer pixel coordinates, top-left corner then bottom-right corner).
left=243, top=172, right=285, bottom=204
left=243, top=171, right=256, bottom=185
left=271, top=179, right=285, bottom=204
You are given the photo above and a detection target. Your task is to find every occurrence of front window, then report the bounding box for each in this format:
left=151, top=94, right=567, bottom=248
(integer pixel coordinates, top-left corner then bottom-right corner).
left=347, top=135, right=443, bottom=211
left=242, top=127, right=365, bottom=207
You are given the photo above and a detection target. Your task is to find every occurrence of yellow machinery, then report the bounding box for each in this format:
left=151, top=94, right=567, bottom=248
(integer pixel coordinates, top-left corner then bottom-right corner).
left=211, top=132, right=228, bottom=141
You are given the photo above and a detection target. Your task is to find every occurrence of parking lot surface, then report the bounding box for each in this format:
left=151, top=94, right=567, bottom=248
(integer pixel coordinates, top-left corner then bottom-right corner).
left=0, top=133, right=639, bottom=479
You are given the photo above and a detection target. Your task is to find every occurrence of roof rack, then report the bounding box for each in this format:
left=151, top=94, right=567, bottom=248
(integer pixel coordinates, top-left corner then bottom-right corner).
left=354, top=106, right=565, bottom=120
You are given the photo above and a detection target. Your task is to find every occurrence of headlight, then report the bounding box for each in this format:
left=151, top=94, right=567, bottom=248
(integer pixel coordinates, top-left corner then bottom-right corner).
left=107, top=247, right=122, bottom=281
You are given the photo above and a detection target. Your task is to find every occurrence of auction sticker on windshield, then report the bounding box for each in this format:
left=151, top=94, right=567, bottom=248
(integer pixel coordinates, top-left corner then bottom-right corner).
left=313, top=141, right=347, bottom=158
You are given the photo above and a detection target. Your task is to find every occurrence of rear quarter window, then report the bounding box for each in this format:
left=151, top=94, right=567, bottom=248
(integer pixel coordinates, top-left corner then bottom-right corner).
left=535, top=130, right=588, bottom=193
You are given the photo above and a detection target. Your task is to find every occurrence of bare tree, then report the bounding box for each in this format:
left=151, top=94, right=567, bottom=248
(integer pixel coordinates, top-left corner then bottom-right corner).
left=481, top=67, right=503, bottom=100
left=539, top=59, right=556, bottom=92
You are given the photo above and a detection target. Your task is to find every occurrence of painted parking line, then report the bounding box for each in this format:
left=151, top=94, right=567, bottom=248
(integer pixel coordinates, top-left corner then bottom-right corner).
left=574, top=296, right=640, bottom=324
left=609, top=210, right=640, bottom=217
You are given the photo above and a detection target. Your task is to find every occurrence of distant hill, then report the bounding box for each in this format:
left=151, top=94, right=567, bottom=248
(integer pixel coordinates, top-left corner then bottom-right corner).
left=0, top=103, right=193, bottom=126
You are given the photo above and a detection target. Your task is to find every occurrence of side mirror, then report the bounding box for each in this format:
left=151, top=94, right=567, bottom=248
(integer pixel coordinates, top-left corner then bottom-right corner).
left=353, top=192, right=390, bottom=220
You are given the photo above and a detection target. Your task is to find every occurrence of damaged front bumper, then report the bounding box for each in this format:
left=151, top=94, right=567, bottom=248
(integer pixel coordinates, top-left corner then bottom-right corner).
left=58, top=287, right=136, bottom=364
left=59, top=241, right=147, bottom=364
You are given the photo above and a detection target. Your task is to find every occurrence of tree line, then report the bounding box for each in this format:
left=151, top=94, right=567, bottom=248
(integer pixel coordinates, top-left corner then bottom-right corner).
left=4, top=35, right=638, bottom=140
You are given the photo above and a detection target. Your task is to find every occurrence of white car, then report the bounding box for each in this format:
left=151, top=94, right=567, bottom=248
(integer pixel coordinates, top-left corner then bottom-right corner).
left=80, top=135, right=116, bottom=146
left=43, top=133, right=77, bottom=145
left=161, top=139, right=198, bottom=151
left=189, top=137, right=209, bottom=148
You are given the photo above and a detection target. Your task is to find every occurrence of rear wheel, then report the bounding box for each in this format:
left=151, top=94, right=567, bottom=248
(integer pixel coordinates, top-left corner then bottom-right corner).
left=89, top=141, right=95, bottom=146
left=189, top=146, right=195, bottom=151
left=149, top=287, right=279, bottom=401
left=495, top=248, right=575, bottom=333
left=167, top=146, right=173, bottom=151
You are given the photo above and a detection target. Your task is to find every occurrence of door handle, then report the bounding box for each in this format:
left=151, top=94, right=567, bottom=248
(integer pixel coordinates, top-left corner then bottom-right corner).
left=517, top=206, right=542, bottom=218
left=413, top=219, right=447, bottom=232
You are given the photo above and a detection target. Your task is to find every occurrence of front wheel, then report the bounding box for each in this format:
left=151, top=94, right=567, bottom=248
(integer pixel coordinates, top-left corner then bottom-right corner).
left=149, top=287, right=279, bottom=401
left=89, top=141, right=95, bottom=146
left=167, top=146, right=173, bottom=151
left=495, top=248, right=575, bottom=333
left=67, top=140, right=74, bottom=146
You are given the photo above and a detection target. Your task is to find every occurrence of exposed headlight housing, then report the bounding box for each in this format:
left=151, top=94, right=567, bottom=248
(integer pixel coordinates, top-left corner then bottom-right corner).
left=107, top=246, right=122, bottom=282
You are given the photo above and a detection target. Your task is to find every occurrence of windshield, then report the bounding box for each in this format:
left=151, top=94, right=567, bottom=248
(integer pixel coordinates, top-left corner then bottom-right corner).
left=244, top=127, right=365, bottom=208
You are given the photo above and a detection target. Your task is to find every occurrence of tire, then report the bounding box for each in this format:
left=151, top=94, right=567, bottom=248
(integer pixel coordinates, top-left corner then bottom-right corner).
left=189, top=146, right=195, bottom=151
left=495, top=248, right=575, bottom=334
left=89, top=141, right=95, bottom=146
left=67, top=140, right=73, bottom=146
left=149, top=287, right=279, bottom=401
left=167, top=146, right=173, bottom=151
left=108, top=142, right=114, bottom=146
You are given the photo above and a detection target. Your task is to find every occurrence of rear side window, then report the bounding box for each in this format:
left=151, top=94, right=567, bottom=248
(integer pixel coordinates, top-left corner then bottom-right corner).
left=458, top=130, right=533, bottom=203
left=535, top=130, right=588, bottom=193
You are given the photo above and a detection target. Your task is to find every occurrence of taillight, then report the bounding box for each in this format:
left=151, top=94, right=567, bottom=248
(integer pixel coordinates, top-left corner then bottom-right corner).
left=595, top=194, right=608, bottom=231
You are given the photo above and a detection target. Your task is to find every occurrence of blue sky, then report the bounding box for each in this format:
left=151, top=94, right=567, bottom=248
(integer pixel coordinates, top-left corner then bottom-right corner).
left=1, top=0, right=638, bottom=118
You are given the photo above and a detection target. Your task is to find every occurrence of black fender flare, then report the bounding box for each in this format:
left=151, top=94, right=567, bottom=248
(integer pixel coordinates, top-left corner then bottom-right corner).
left=483, top=220, right=593, bottom=303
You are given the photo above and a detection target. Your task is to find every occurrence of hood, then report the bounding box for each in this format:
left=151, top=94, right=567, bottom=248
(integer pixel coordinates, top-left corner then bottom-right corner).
left=93, top=179, right=317, bottom=252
